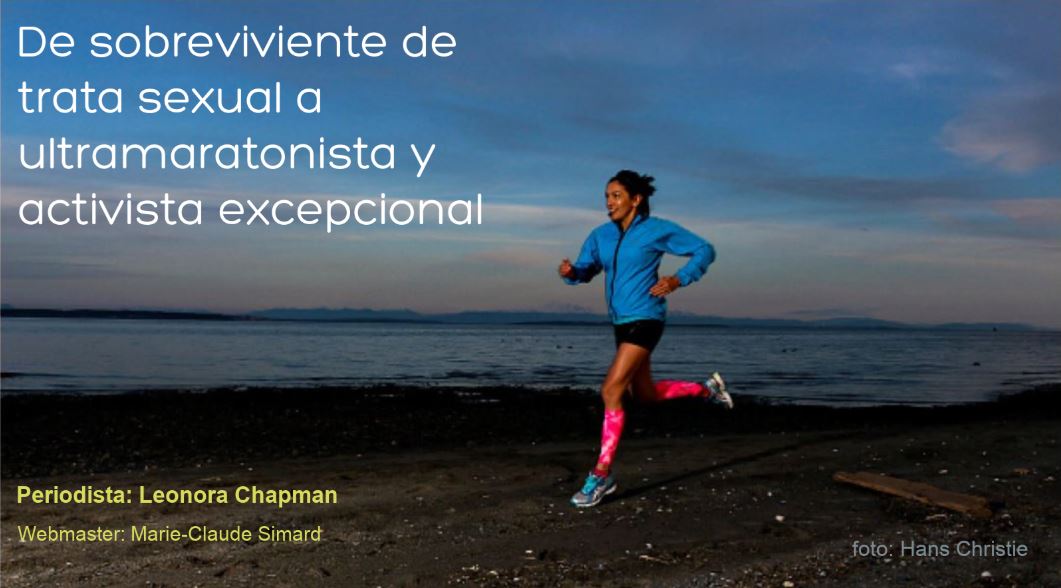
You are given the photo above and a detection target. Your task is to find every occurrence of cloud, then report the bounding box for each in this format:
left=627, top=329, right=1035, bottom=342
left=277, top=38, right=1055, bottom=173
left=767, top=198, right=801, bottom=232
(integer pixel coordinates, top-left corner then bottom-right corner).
left=1, top=260, right=145, bottom=280
left=917, top=196, right=1061, bottom=242
left=786, top=306, right=879, bottom=318
left=464, top=248, right=553, bottom=269
left=745, top=174, right=989, bottom=206
left=940, top=88, right=1061, bottom=172
left=991, top=197, right=1061, bottom=225
left=482, top=203, right=602, bottom=228
left=887, top=58, right=952, bottom=85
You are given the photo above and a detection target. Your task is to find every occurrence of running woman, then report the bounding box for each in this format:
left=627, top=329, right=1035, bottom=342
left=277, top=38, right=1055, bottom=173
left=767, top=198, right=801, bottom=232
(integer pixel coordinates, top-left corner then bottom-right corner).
left=559, top=170, right=732, bottom=508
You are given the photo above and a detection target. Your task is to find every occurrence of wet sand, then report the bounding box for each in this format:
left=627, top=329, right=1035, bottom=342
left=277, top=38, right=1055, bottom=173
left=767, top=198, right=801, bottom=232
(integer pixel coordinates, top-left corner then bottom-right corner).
left=2, top=385, right=1059, bottom=586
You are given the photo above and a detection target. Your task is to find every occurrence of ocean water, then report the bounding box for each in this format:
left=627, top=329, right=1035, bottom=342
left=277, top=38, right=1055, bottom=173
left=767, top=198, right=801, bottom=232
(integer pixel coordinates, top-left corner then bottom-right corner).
left=1, top=318, right=1059, bottom=405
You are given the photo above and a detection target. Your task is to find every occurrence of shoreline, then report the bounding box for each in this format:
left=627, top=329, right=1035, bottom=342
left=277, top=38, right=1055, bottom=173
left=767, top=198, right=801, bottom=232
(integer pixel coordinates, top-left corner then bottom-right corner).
left=2, top=383, right=1057, bottom=479
left=1, top=378, right=1053, bottom=411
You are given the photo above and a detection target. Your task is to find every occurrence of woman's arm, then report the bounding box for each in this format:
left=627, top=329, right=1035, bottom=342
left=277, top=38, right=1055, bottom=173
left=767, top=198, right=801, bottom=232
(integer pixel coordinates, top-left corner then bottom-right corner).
left=659, top=220, right=716, bottom=287
left=561, top=232, right=603, bottom=284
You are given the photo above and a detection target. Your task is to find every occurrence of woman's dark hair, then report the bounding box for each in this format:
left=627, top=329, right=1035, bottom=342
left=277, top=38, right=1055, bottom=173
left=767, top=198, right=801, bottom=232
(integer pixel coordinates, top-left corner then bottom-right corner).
left=609, top=170, right=656, bottom=217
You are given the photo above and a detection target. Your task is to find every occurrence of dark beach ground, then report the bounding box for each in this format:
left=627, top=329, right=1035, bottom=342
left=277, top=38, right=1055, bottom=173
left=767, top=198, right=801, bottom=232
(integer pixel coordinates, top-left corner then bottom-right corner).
left=2, top=384, right=1059, bottom=587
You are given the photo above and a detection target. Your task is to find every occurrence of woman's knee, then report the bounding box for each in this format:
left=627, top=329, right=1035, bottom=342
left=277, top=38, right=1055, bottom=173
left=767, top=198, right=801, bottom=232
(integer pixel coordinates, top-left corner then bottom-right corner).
left=600, top=379, right=626, bottom=404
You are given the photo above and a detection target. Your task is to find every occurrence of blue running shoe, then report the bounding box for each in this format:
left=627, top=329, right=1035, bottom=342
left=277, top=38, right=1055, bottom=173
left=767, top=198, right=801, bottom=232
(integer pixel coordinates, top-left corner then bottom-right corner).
left=570, top=472, right=617, bottom=508
left=705, top=372, right=734, bottom=409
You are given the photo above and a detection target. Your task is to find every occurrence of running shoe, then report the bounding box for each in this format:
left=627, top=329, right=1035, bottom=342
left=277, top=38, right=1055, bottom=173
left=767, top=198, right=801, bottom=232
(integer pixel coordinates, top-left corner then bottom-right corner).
left=570, top=472, right=617, bottom=508
left=705, top=372, right=734, bottom=409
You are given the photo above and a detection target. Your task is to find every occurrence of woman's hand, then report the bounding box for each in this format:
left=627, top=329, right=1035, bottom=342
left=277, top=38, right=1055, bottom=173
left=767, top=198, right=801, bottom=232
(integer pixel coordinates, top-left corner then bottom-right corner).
left=649, top=275, right=681, bottom=297
left=558, top=258, right=577, bottom=279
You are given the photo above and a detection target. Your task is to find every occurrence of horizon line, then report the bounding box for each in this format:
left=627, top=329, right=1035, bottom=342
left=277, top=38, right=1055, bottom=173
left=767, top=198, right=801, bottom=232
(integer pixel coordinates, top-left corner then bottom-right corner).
left=0, top=304, right=1052, bottom=331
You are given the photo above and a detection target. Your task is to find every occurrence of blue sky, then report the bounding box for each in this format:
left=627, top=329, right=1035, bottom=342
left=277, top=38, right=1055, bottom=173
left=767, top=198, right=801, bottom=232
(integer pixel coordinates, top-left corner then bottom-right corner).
left=2, top=1, right=1059, bottom=327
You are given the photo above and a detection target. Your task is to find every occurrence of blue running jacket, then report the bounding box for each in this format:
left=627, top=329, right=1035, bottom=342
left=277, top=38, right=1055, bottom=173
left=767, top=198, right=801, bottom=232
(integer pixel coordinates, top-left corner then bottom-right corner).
left=563, top=215, right=716, bottom=324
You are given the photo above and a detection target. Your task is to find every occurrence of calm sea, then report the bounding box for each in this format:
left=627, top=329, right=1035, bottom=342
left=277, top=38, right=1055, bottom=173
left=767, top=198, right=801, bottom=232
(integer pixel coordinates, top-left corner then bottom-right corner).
left=2, top=318, right=1059, bottom=406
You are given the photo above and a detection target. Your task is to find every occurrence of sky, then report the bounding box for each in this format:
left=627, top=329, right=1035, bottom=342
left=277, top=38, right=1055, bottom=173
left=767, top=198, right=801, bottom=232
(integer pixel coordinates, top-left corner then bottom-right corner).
left=1, top=0, right=1059, bottom=327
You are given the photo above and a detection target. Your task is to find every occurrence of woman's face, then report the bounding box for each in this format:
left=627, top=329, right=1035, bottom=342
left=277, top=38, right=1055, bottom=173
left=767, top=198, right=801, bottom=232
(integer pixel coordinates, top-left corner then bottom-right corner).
left=605, top=181, right=642, bottom=223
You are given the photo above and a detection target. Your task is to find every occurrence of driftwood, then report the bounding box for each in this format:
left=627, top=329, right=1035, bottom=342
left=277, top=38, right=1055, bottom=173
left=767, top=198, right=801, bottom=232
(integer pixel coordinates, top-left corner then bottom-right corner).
left=833, top=471, right=994, bottom=518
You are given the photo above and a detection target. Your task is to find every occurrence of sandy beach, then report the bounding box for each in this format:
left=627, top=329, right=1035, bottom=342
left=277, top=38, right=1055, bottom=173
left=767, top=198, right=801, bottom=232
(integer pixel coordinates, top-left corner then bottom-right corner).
left=2, top=385, right=1059, bottom=586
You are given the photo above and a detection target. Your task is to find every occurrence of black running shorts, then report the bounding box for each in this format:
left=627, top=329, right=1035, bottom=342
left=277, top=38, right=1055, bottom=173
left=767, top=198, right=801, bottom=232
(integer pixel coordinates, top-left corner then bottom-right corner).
left=613, top=319, right=665, bottom=352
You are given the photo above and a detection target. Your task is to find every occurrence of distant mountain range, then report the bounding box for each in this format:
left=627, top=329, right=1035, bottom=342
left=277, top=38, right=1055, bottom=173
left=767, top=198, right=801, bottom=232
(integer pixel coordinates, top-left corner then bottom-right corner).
left=0, top=305, right=1043, bottom=331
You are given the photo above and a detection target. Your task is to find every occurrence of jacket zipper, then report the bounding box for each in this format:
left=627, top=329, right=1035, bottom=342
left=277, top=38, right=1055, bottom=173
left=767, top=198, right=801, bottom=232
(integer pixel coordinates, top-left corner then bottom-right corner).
left=608, top=216, right=637, bottom=320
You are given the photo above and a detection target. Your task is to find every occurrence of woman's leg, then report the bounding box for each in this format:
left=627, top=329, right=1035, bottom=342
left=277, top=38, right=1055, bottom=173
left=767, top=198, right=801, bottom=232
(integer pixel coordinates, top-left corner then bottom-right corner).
left=631, top=355, right=719, bottom=403
left=630, top=354, right=658, bottom=403
left=592, top=343, right=651, bottom=476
